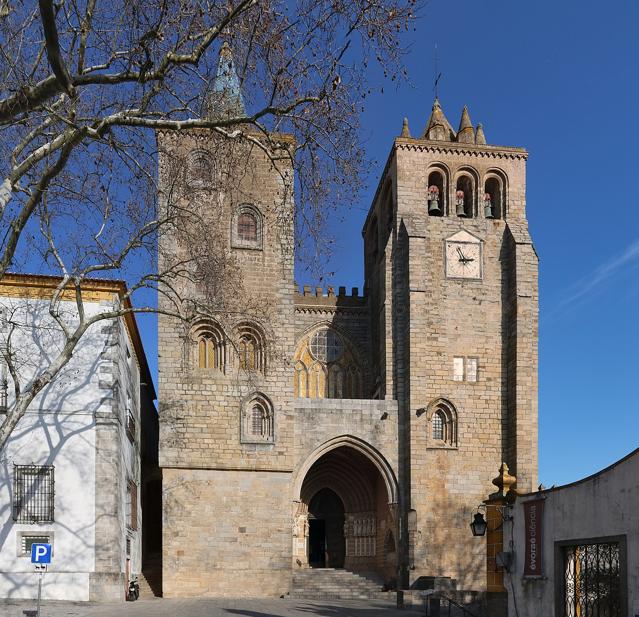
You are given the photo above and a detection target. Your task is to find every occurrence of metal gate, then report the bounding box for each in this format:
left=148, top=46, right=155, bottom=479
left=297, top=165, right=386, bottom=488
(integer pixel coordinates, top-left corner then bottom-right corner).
left=563, top=541, right=621, bottom=617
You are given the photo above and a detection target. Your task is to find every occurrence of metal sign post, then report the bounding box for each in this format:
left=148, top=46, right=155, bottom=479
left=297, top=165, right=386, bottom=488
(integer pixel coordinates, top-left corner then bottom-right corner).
left=31, top=543, right=52, bottom=617
left=35, top=564, right=47, bottom=617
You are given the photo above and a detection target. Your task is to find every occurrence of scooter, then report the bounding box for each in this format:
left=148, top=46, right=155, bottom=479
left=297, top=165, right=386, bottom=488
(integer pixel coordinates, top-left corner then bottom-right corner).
left=127, top=576, right=140, bottom=601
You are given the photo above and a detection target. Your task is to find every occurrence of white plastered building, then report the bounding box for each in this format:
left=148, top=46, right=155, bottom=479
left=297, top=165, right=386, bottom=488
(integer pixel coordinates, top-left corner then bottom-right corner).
left=0, top=274, right=157, bottom=601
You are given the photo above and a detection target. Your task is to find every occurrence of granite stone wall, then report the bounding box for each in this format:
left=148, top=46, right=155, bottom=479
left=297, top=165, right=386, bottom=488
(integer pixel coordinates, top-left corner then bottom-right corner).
left=162, top=467, right=292, bottom=597
left=157, top=126, right=538, bottom=599
left=362, top=139, right=538, bottom=592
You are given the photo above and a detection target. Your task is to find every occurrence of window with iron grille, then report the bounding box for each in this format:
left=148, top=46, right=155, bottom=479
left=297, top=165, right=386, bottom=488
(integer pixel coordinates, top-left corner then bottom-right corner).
left=562, top=541, right=622, bottom=617
left=13, top=465, right=54, bottom=523
left=126, top=408, right=136, bottom=443
left=0, top=363, right=7, bottom=414
left=126, top=480, right=138, bottom=531
left=231, top=205, right=262, bottom=250
left=20, top=533, right=52, bottom=556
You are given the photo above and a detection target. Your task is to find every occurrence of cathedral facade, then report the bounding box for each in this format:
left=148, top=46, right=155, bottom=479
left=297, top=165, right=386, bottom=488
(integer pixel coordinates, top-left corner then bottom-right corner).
left=157, top=46, right=538, bottom=600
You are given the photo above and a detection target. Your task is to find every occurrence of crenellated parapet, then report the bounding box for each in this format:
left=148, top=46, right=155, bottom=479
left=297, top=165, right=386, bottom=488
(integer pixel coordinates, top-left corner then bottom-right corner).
left=294, top=284, right=368, bottom=312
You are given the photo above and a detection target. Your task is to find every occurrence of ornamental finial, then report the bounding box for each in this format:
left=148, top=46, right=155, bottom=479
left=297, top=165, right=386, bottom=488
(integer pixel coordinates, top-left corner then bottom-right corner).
left=492, top=462, right=517, bottom=496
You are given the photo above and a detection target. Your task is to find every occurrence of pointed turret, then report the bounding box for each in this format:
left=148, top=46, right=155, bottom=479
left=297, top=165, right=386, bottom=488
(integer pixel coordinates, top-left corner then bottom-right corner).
left=422, top=99, right=455, bottom=141
left=456, top=106, right=474, bottom=144
left=207, top=42, right=246, bottom=120
left=475, top=123, right=487, bottom=145
left=400, top=117, right=411, bottom=138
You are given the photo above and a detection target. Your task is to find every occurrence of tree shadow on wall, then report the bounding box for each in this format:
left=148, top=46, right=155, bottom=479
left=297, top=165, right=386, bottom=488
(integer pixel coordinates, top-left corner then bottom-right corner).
left=0, top=304, right=125, bottom=600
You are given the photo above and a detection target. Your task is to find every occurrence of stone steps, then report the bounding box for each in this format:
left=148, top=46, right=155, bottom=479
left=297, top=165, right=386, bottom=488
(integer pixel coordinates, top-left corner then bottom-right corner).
left=291, top=568, right=392, bottom=600
left=139, top=558, right=162, bottom=598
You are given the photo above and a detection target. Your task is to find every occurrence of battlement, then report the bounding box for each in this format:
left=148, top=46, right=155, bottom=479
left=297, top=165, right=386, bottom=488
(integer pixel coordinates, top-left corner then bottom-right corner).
left=294, top=284, right=367, bottom=309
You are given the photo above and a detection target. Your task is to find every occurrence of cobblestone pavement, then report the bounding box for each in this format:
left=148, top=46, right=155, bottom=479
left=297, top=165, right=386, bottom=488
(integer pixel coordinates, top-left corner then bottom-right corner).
left=0, top=597, right=423, bottom=617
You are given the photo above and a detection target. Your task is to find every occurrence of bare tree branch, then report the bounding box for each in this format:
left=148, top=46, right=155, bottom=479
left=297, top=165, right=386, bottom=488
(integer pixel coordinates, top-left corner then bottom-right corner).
left=38, top=0, right=75, bottom=95
left=0, top=0, right=419, bottom=449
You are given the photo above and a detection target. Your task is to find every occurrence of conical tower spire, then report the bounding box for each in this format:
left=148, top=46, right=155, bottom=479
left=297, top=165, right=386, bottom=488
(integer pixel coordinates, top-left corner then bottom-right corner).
left=475, top=123, right=487, bottom=145
left=422, top=98, right=455, bottom=141
left=400, top=117, right=411, bottom=138
left=207, top=42, right=246, bottom=120
left=456, top=105, right=474, bottom=144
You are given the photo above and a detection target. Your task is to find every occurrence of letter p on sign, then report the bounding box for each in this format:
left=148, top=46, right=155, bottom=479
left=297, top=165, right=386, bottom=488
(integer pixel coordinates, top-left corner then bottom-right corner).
left=31, top=543, right=52, bottom=564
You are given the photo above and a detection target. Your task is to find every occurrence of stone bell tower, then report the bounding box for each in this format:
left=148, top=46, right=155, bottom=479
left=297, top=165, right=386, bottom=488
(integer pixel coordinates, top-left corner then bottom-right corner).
left=156, top=42, right=297, bottom=597
left=363, top=99, right=538, bottom=592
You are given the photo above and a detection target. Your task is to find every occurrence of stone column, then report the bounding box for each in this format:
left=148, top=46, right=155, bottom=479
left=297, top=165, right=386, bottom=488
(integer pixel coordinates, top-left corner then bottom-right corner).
left=292, top=503, right=309, bottom=568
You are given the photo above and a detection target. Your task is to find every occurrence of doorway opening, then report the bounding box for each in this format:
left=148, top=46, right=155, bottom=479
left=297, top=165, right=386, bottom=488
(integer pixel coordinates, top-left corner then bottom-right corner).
left=296, top=441, right=398, bottom=583
left=308, top=488, right=345, bottom=568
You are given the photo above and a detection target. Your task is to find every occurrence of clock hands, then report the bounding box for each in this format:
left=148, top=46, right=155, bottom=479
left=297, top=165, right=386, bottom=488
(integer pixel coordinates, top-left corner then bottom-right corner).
left=456, top=246, right=474, bottom=264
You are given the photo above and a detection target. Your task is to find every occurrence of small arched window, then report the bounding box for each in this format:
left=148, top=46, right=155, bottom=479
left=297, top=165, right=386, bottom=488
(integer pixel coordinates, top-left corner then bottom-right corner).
left=236, top=323, right=265, bottom=373
left=239, top=335, right=256, bottom=370
left=186, top=151, right=212, bottom=187
left=425, top=398, right=458, bottom=448
left=346, top=365, right=361, bottom=400
left=294, top=361, right=308, bottom=397
left=242, top=393, right=274, bottom=443
left=328, top=364, right=344, bottom=398
left=384, top=185, right=394, bottom=233
left=193, top=321, right=226, bottom=370
left=231, top=205, right=263, bottom=249
left=251, top=403, right=266, bottom=436
left=455, top=175, right=474, bottom=218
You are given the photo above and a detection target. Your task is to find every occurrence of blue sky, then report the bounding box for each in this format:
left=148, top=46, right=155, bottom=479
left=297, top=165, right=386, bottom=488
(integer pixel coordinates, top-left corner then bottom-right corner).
left=138, top=0, right=639, bottom=488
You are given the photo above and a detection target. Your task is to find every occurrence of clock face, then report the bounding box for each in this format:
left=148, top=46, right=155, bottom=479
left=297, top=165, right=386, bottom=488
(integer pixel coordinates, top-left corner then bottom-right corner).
left=445, top=241, right=482, bottom=279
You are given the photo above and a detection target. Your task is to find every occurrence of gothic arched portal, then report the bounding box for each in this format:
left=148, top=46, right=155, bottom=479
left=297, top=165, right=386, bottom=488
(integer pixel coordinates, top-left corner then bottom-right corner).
left=293, top=438, right=398, bottom=583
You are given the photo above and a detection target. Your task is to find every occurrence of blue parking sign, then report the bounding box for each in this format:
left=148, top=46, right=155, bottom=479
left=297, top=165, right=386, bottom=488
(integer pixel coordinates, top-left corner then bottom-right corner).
left=31, top=543, right=51, bottom=564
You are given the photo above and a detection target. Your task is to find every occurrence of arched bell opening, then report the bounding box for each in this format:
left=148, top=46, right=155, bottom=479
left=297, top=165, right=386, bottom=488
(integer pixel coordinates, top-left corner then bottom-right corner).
left=455, top=175, right=475, bottom=218
left=427, top=170, right=445, bottom=216
left=294, top=441, right=398, bottom=585
left=484, top=176, right=503, bottom=219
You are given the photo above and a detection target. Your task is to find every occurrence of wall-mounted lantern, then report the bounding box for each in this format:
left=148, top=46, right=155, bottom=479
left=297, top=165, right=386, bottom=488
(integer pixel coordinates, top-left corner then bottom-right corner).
left=470, top=512, right=488, bottom=537
left=470, top=503, right=513, bottom=537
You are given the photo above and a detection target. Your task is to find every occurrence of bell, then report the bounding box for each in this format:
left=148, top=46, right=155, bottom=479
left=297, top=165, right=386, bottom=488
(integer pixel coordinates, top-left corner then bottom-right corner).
left=428, top=199, right=441, bottom=215
left=456, top=190, right=466, bottom=217
left=484, top=194, right=494, bottom=219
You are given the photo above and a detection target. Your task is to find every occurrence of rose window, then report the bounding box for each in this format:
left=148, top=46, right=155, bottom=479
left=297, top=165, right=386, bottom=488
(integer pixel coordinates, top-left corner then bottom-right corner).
left=309, top=329, right=343, bottom=362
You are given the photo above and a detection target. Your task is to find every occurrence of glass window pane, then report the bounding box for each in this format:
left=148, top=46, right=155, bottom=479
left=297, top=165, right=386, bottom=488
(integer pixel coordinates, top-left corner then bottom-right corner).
left=310, top=329, right=343, bottom=362
left=453, top=357, right=464, bottom=381
left=251, top=405, right=263, bottom=435
left=433, top=413, right=444, bottom=440
left=238, top=214, right=257, bottom=242
left=466, top=358, right=478, bottom=382
left=22, top=535, right=51, bottom=555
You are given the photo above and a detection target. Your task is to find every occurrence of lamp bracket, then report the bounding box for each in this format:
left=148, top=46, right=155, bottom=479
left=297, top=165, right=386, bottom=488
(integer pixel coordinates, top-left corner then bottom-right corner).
left=477, top=503, right=513, bottom=521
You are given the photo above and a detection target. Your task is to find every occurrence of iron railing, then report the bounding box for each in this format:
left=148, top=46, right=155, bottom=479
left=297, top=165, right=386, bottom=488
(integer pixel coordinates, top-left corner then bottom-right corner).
left=424, top=592, right=481, bottom=617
